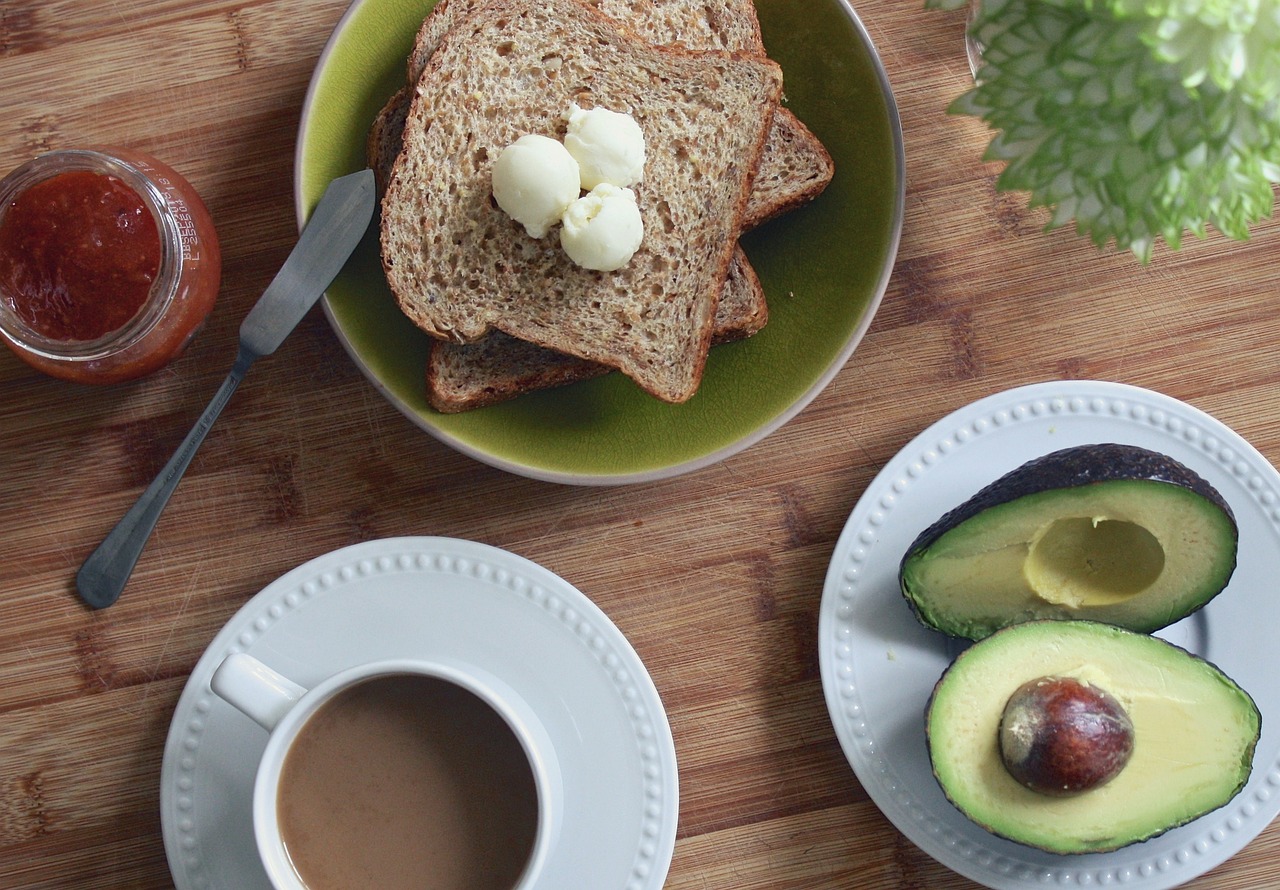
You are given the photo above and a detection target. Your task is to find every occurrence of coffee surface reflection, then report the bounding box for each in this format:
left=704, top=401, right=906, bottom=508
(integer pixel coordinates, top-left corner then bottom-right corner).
left=277, top=673, right=540, bottom=890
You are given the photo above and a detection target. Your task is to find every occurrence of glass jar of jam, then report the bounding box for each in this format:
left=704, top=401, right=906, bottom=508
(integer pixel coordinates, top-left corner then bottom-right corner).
left=0, top=147, right=221, bottom=384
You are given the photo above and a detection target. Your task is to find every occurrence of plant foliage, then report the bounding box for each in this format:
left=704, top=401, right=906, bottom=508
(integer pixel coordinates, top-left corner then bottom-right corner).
left=928, top=0, right=1280, bottom=260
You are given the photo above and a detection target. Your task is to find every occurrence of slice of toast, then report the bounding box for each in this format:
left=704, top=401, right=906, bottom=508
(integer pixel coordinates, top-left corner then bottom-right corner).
left=372, top=0, right=830, bottom=411
left=427, top=250, right=767, bottom=412
left=369, top=87, right=769, bottom=413
left=380, top=0, right=783, bottom=403
left=402, top=0, right=832, bottom=229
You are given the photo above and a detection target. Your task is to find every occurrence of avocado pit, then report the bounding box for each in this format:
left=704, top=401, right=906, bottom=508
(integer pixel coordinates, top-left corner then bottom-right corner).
left=999, top=676, right=1134, bottom=796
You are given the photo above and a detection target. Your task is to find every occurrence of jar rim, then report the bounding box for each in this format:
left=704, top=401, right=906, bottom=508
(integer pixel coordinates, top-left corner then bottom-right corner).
left=0, top=148, right=183, bottom=363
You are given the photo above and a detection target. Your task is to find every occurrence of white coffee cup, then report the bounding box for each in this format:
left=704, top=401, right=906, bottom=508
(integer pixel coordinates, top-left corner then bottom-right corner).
left=210, top=652, right=562, bottom=890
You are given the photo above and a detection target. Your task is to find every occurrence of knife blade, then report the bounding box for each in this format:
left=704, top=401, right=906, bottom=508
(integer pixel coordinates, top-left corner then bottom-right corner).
left=76, top=168, right=377, bottom=609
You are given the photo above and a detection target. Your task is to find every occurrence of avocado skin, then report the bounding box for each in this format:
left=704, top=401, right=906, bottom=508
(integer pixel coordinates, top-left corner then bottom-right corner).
left=899, top=443, right=1239, bottom=638
left=925, top=620, right=1261, bottom=855
left=906, top=443, right=1235, bottom=557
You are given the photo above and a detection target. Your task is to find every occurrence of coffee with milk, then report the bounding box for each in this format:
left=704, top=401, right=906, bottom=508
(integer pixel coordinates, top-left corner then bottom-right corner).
left=276, top=673, right=540, bottom=890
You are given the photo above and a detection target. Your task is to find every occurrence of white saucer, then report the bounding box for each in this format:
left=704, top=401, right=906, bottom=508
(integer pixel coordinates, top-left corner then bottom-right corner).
left=819, top=380, right=1280, bottom=889
left=160, top=537, right=678, bottom=889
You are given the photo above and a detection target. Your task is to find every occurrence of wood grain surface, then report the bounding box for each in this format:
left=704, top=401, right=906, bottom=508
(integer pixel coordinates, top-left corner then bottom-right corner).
left=3, top=1, right=1280, bottom=888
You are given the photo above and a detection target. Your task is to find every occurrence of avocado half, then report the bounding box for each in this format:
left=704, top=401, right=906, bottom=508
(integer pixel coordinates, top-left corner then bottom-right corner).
left=926, top=620, right=1261, bottom=854
left=899, top=443, right=1238, bottom=640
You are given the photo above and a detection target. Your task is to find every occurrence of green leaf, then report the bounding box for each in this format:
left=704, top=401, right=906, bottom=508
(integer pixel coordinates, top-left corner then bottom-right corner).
left=934, top=0, right=1280, bottom=259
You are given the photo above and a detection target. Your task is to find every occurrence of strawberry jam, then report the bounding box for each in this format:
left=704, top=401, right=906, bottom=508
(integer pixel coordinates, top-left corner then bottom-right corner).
left=0, top=170, right=161, bottom=342
left=0, top=148, right=220, bottom=384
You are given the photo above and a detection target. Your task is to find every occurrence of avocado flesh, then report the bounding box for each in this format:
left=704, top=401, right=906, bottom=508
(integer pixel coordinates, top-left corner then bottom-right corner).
left=927, top=620, right=1260, bottom=855
left=900, top=445, right=1238, bottom=640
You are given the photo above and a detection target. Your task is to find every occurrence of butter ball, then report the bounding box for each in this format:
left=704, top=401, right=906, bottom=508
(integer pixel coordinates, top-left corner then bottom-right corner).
left=564, top=105, right=646, bottom=190
left=491, top=134, right=581, bottom=238
left=560, top=184, right=644, bottom=272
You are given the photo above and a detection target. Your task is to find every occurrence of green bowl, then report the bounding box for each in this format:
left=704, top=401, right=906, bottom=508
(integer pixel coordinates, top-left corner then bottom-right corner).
left=295, top=0, right=904, bottom=484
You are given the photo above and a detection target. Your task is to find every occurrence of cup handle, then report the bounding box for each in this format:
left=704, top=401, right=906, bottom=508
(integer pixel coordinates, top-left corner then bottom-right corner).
left=210, top=652, right=307, bottom=732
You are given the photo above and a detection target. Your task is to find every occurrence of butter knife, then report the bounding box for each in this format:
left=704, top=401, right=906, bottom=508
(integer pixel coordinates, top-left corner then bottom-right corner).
left=76, top=168, right=377, bottom=609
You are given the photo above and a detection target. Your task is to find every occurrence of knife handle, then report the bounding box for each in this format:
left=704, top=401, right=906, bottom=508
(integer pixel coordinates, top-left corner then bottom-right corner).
left=76, top=348, right=254, bottom=609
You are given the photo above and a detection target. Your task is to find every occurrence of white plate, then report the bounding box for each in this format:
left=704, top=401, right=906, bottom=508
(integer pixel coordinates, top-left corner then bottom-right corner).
left=160, top=537, right=678, bottom=889
left=818, top=380, right=1280, bottom=888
